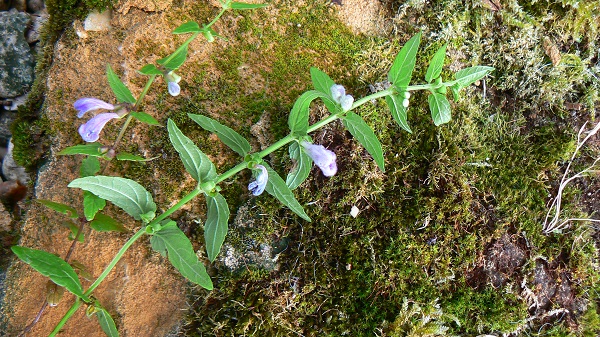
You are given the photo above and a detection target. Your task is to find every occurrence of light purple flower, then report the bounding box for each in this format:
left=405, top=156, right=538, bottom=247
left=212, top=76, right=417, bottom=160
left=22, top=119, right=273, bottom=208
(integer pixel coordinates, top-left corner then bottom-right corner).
left=73, top=98, right=115, bottom=118
left=330, top=84, right=354, bottom=111
left=165, top=71, right=181, bottom=97
left=248, top=164, right=268, bottom=196
left=78, top=113, right=120, bottom=142
left=301, top=141, right=337, bottom=177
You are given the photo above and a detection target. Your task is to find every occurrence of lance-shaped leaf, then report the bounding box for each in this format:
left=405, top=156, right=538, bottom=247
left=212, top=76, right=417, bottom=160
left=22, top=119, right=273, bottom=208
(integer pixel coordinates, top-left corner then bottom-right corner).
left=80, top=156, right=101, bottom=177
left=157, top=45, right=188, bottom=70
left=167, top=119, right=217, bottom=183
left=388, top=32, right=421, bottom=87
left=130, top=112, right=160, bottom=126
left=385, top=94, right=412, bottom=133
left=37, top=200, right=78, bottom=218
left=116, top=153, right=156, bottom=162
left=230, top=2, right=268, bottom=10
left=90, top=213, right=128, bottom=232
left=454, top=66, right=494, bottom=88
left=264, top=164, right=311, bottom=221
left=150, top=221, right=213, bottom=290
left=138, top=64, right=163, bottom=76
left=173, top=21, right=201, bottom=34
left=96, top=306, right=119, bottom=337
left=58, top=143, right=104, bottom=157
left=106, top=64, right=136, bottom=104
left=68, top=176, right=157, bottom=222
left=11, top=246, right=87, bottom=300
left=309, top=68, right=338, bottom=113
left=425, top=43, right=447, bottom=83
left=428, top=92, right=452, bottom=126
left=83, top=192, right=106, bottom=221
left=286, top=142, right=312, bottom=190
left=188, top=114, right=251, bottom=156
left=60, top=221, right=84, bottom=242
left=288, top=90, right=323, bottom=136
left=342, top=112, right=385, bottom=172
left=205, top=193, right=230, bottom=262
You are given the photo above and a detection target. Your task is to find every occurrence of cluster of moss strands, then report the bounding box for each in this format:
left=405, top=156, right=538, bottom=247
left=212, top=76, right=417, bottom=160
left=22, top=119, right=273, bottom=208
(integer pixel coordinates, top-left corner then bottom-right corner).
left=171, top=0, right=600, bottom=336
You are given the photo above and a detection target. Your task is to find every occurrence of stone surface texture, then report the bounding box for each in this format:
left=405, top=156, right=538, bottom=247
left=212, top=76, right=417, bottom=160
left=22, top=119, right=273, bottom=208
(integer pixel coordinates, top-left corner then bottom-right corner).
left=0, top=10, right=34, bottom=98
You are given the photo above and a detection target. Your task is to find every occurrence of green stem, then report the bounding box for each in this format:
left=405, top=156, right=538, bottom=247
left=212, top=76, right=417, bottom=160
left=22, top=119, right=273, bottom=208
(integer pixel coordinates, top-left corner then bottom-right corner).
left=84, top=228, right=146, bottom=295
left=48, top=298, right=82, bottom=337
left=149, top=187, right=202, bottom=225
left=206, top=7, right=228, bottom=29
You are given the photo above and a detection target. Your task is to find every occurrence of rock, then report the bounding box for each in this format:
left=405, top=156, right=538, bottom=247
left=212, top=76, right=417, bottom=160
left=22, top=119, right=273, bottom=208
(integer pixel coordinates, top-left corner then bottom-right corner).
left=1, top=139, right=29, bottom=183
left=83, top=10, right=112, bottom=31
left=11, top=0, right=26, bottom=11
left=26, top=13, right=49, bottom=44
left=0, top=180, right=27, bottom=210
left=0, top=10, right=34, bottom=99
left=0, top=201, right=11, bottom=232
left=7, top=92, right=28, bottom=111
left=27, top=0, right=45, bottom=12
left=0, top=110, right=16, bottom=146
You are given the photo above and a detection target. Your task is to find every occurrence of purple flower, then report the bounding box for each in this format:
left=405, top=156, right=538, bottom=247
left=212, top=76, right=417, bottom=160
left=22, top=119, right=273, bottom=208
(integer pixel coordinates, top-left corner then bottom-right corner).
left=165, top=71, right=181, bottom=97
left=248, top=164, right=268, bottom=196
left=78, top=113, right=120, bottom=142
left=73, top=98, right=115, bottom=118
left=330, top=84, right=354, bottom=111
left=301, top=141, right=337, bottom=177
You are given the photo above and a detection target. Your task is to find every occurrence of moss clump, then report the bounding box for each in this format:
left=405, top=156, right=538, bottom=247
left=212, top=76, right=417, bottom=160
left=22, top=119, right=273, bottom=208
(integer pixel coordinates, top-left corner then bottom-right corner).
left=11, top=0, right=117, bottom=170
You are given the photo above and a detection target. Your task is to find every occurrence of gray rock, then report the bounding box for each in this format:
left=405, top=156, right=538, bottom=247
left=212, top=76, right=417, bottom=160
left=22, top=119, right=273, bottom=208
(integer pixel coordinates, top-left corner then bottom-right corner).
left=26, top=13, right=48, bottom=44
left=1, top=139, right=29, bottom=183
left=0, top=10, right=34, bottom=99
left=0, top=109, right=16, bottom=146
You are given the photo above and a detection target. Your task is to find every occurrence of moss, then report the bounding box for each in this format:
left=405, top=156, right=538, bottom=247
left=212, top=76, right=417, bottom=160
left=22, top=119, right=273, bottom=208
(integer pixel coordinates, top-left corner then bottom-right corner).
left=10, top=0, right=117, bottom=170
left=173, top=0, right=600, bottom=335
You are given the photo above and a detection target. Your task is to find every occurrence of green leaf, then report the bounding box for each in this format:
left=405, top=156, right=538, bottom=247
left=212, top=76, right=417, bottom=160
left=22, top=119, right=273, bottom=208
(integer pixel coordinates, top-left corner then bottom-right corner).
left=428, top=92, right=452, bottom=126
left=167, top=119, right=217, bottom=183
left=425, top=43, right=447, bottom=83
left=188, top=114, right=251, bottom=156
left=450, top=84, right=460, bottom=101
left=80, top=156, right=101, bottom=177
left=61, top=221, right=84, bottom=242
left=106, top=64, right=136, bottom=104
left=385, top=94, right=412, bottom=133
left=309, top=67, right=338, bottom=113
left=205, top=193, right=230, bottom=262
left=115, top=153, right=151, bottom=161
left=388, top=32, right=421, bottom=87
left=130, top=112, right=160, bottom=126
left=96, top=307, right=119, bottom=337
left=138, top=64, right=163, bottom=76
left=230, top=2, right=268, bottom=10
left=90, top=214, right=128, bottom=233
left=310, top=67, right=335, bottom=96
left=286, top=142, right=312, bottom=190
left=157, top=45, right=188, bottom=70
left=11, top=246, right=87, bottom=300
left=264, top=164, right=311, bottom=221
left=173, top=21, right=201, bottom=34
left=83, top=191, right=106, bottom=221
left=454, top=66, right=494, bottom=88
left=150, top=221, right=213, bottom=290
left=68, top=176, right=157, bottom=222
left=288, top=90, right=323, bottom=136
left=342, top=112, right=385, bottom=172
left=58, top=143, right=104, bottom=157
left=37, top=200, right=78, bottom=218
